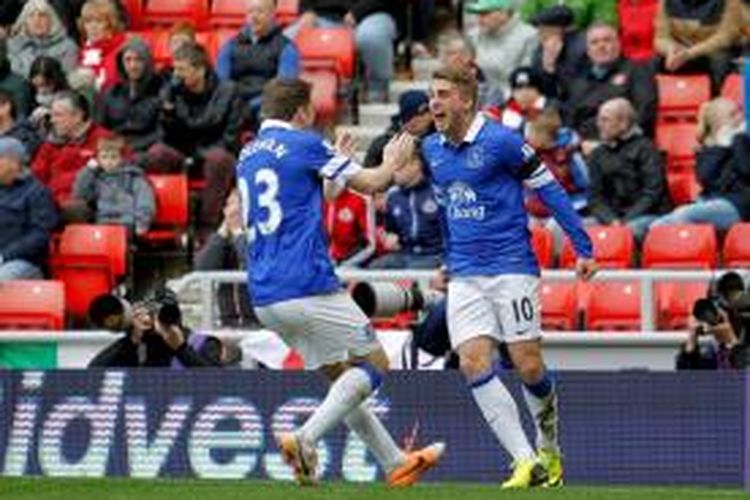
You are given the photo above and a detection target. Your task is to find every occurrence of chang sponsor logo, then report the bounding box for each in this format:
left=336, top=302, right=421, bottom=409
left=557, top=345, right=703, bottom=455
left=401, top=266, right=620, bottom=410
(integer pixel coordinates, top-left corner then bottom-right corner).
left=446, top=182, right=485, bottom=221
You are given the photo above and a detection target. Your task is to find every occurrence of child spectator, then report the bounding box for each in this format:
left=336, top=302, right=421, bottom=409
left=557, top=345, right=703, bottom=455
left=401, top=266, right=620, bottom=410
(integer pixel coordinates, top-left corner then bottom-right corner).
left=72, top=133, right=155, bottom=236
left=72, top=0, right=126, bottom=93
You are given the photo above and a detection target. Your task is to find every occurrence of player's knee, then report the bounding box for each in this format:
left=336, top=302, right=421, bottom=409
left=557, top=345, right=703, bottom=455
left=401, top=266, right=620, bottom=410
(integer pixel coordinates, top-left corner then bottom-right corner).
left=514, top=356, right=545, bottom=385
left=458, top=350, right=492, bottom=380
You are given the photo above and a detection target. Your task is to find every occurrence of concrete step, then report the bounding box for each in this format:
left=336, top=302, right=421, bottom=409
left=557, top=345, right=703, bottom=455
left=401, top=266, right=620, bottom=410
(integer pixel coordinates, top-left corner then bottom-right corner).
left=358, top=103, right=398, bottom=129
left=389, top=80, right=430, bottom=101
left=336, top=124, right=384, bottom=154
left=411, top=57, right=442, bottom=81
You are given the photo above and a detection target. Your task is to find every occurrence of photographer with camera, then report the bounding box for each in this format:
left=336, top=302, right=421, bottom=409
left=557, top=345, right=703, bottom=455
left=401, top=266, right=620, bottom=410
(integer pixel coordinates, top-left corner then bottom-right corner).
left=87, top=289, right=226, bottom=368
left=676, top=271, right=750, bottom=370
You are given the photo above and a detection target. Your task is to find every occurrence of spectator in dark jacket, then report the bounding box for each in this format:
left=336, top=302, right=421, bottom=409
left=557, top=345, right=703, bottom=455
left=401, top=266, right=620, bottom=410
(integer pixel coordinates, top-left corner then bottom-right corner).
left=0, top=90, right=41, bottom=158
left=72, top=133, right=156, bottom=236
left=528, top=5, right=587, bottom=98
left=97, top=37, right=163, bottom=156
left=27, top=56, right=70, bottom=138
left=652, top=98, right=750, bottom=231
left=148, top=43, right=243, bottom=229
left=285, top=0, right=397, bottom=102
left=364, top=89, right=434, bottom=167
left=216, top=0, right=299, bottom=123
left=561, top=22, right=657, bottom=152
left=0, top=137, right=57, bottom=281
left=368, top=153, right=443, bottom=269
left=587, top=98, right=670, bottom=242
left=0, top=41, right=32, bottom=118
left=194, top=189, right=258, bottom=328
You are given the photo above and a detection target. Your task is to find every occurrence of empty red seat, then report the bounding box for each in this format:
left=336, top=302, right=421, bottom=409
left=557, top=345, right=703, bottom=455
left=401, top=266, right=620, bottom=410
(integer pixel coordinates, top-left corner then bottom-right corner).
left=141, top=0, right=209, bottom=29
left=540, top=281, right=578, bottom=330
left=210, top=0, right=246, bottom=28
left=275, top=0, right=300, bottom=27
left=295, top=28, right=356, bottom=80
left=0, top=281, right=65, bottom=330
left=143, top=174, right=189, bottom=246
left=655, top=121, right=698, bottom=172
left=720, top=73, right=743, bottom=107
left=585, top=281, right=642, bottom=331
left=52, top=225, right=128, bottom=322
left=301, top=70, right=339, bottom=123
left=655, top=281, right=709, bottom=330
left=642, top=224, right=717, bottom=269
left=723, top=223, right=750, bottom=267
left=656, top=74, right=711, bottom=120
left=560, top=225, right=634, bottom=269
left=530, top=225, right=554, bottom=268
left=666, top=171, right=700, bottom=206
left=618, top=0, right=658, bottom=61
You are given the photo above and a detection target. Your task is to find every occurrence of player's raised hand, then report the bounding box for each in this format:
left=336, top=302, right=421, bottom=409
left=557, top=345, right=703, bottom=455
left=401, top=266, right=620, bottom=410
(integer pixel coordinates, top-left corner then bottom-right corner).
left=335, top=131, right=358, bottom=158
left=575, top=258, right=598, bottom=281
left=383, top=132, right=416, bottom=167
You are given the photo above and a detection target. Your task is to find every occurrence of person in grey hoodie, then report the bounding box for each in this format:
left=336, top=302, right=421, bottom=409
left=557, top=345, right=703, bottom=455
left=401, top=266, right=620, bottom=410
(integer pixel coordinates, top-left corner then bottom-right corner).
left=6, top=0, right=79, bottom=78
left=97, top=37, right=164, bottom=156
left=72, top=133, right=156, bottom=236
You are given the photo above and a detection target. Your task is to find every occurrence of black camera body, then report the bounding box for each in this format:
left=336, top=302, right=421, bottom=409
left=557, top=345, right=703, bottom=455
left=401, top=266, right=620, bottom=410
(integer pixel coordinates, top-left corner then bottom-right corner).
left=88, top=288, right=183, bottom=332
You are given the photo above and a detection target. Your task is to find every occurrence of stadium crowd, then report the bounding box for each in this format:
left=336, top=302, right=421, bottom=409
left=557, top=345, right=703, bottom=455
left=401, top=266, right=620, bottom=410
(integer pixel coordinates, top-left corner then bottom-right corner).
left=0, top=0, right=748, bottom=346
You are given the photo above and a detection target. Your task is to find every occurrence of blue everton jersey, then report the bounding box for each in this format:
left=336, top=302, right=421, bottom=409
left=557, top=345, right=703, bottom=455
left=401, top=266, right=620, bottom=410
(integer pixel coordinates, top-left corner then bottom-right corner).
left=237, top=119, right=361, bottom=306
left=422, top=114, right=592, bottom=277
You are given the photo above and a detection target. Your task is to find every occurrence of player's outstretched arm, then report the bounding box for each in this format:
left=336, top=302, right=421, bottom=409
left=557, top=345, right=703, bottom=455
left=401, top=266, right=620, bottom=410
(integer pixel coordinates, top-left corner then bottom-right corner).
left=527, top=167, right=597, bottom=280
left=347, top=133, right=415, bottom=194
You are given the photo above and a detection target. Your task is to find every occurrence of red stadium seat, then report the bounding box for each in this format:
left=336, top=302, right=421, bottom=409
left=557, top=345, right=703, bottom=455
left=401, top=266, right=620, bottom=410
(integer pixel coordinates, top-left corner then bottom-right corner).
left=530, top=225, right=554, bottom=268
left=723, top=223, right=750, bottom=267
left=210, top=0, right=246, bottom=28
left=560, top=225, right=634, bottom=269
left=655, top=121, right=699, bottom=172
left=540, top=281, right=578, bottom=330
left=666, top=171, right=700, bottom=206
left=720, top=74, right=743, bottom=107
left=656, top=74, right=711, bottom=121
left=52, top=225, right=129, bottom=322
left=295, top=28, right=356, bottom=80
left=0, top=281, right=65, bottom=330
left=141, top=0, right=209, bottom=29
left=143, top=174, right=190, bottom=246
left=275, top=0, right=300, bottom=27
left=618, top=0, right=658, bottom=62
left=122, top=0, right=144, bottom=29
left=585, top=281, right=642, bottom=331
left=642, top=224, right=717, bottom=269
left=301, top=69, right=339, bottom=123
left=655, top=281, right=709, bottom=330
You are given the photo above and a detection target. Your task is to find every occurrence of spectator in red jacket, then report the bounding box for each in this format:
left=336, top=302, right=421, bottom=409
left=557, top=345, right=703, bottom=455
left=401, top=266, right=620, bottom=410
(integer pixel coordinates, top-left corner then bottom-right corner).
left=31, top=90, right=109, bottom=216
left=71, top=0, right=126, bottom=93
left=324, top=188, right=376, bottom=267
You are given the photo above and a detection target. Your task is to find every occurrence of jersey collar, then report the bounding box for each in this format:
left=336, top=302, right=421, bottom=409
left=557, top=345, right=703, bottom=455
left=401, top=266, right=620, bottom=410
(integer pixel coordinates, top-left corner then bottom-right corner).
left=439, top=113, right=486, bottom=146
left=260, top=119, right=295, bottom=131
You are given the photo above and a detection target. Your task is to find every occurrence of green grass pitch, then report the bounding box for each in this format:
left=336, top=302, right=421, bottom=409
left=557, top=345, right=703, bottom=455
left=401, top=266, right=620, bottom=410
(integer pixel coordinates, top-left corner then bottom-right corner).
left=0, top=478, right=746, bottom=500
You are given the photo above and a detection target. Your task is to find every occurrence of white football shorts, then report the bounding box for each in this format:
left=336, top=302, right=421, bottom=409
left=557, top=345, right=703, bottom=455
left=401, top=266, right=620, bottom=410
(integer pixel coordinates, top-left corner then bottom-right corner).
left=254, top=291, right=381, bottom=369
left=447, top=274, right=542, bottom=348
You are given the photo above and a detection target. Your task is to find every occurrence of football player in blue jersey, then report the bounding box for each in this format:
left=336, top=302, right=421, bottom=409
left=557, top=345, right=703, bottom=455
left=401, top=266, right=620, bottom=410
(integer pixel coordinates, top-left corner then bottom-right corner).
left=421, top=67, right=598, bottom=489
left=236, top=78, right=444, bottom=487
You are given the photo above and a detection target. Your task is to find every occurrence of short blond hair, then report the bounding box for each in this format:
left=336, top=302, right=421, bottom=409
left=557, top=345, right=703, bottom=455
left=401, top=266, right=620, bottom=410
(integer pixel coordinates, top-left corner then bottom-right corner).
left=432, top=66, right=478, bottom=110
left=78, top=0, right=124, bottom=37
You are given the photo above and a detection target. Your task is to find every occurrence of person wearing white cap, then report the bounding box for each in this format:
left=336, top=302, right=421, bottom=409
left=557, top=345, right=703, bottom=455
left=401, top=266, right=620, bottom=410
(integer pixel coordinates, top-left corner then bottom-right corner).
left=0, top=137, right=57, bottom=281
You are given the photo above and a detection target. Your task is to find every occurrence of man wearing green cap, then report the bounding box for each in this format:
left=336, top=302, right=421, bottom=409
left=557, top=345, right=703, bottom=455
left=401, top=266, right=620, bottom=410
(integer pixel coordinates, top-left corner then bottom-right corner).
left=521, top=0, right=617, bottom=31
left=466, top=0, right=538, bottom=100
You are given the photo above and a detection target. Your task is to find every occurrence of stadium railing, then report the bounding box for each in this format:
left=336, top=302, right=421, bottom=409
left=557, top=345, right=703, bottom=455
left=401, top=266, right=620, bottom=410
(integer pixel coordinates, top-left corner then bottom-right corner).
left=168, top=269, right=731, bottom=331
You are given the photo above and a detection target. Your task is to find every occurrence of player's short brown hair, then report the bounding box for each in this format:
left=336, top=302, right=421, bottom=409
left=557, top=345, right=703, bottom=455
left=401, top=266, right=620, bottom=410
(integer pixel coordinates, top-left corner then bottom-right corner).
left=260, top=78, right=312, bottom=121
left=432, top=66, right=478, bottom=109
